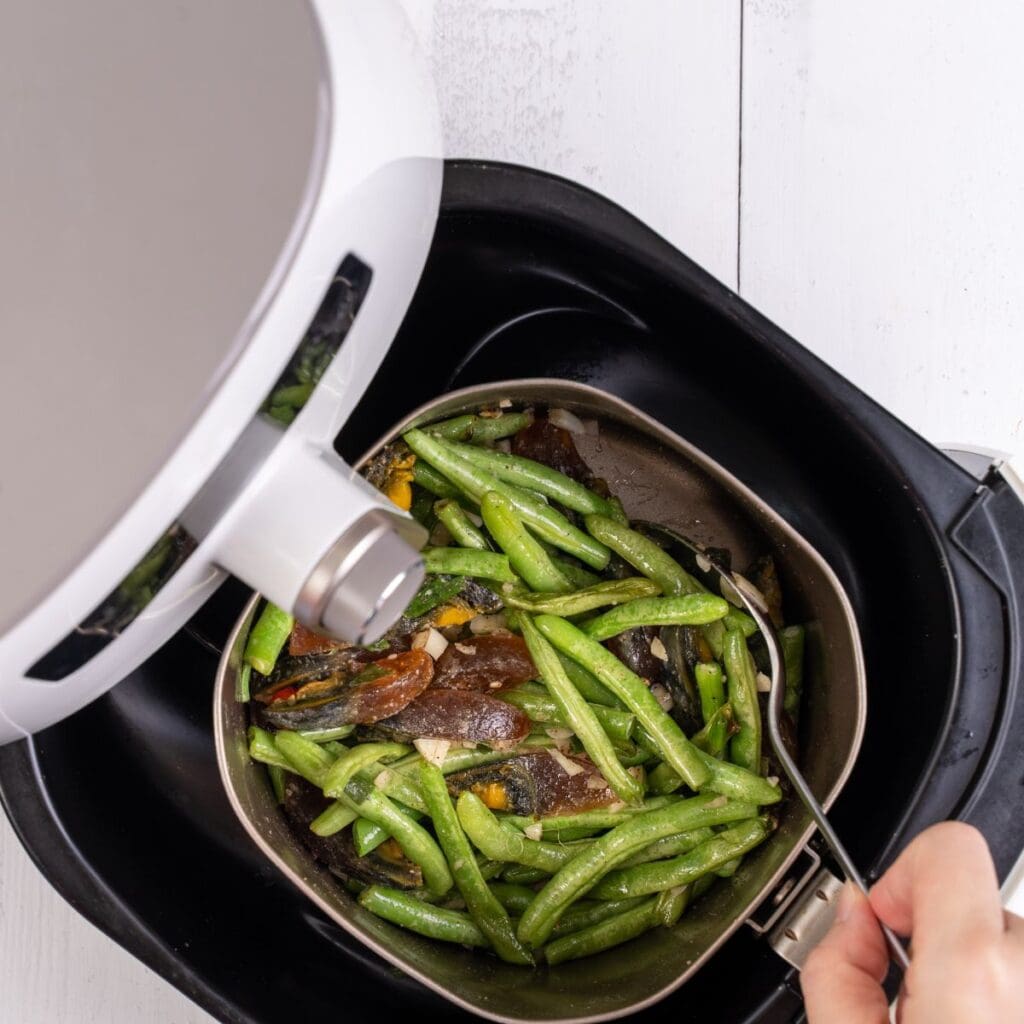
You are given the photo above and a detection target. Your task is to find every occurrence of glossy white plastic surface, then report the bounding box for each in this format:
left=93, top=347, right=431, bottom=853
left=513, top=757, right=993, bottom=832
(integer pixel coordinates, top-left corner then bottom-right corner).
left=0, top=0, right=442, bottom=741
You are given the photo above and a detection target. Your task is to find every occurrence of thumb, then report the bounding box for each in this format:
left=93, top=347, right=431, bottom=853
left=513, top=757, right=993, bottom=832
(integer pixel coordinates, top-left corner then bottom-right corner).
left=801, top=883, right=891, bottom=1024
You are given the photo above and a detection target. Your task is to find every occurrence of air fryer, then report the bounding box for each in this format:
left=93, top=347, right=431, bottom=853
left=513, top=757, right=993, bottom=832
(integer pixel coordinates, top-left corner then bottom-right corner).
left=3, top=161, right=1024, bottom=1024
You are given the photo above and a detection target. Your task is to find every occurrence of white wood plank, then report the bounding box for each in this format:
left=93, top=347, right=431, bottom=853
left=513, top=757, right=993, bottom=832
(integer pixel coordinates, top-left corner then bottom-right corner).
left=402, top=0, right=742, bottom=285
left=0, top=816, right=212, bottom=1023
left=740, top=0, right=1024, bottom=454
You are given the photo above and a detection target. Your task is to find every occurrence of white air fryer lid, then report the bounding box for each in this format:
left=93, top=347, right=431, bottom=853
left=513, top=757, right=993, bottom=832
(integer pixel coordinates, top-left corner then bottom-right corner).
left=0, top=0, right=442, bottom=741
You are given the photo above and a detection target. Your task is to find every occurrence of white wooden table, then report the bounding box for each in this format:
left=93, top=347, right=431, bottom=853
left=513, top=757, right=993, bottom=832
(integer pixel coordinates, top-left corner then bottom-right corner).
left=3, top=2, right=1022, bottom=1020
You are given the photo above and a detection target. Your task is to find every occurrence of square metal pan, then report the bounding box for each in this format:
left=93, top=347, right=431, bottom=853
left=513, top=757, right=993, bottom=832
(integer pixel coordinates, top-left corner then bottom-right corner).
left=213, top=378, right=865, bottom=1023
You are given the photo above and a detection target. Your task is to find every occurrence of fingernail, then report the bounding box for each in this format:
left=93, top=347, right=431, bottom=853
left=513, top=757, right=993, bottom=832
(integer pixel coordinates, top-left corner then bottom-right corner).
left=835, top=882, right=860, bottom=924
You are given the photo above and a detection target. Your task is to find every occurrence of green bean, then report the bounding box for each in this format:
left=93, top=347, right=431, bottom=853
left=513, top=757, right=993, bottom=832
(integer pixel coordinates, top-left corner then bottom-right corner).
left=695, top=662, right=727, bottom=752
left=267, top=764, right=286, bottom=804
left=236, top=661, right=251, bottom=703
left=273, top=730, right=335, bottom=787
left=358, top=885, right=488, bottom=947
left=269, top=382, right=314, bottom=409
left=340, top=775, right=453, bottom=896
left=544, top=899, right=660, bottom=964
left=479, top=492, right=570, bottom=592
left=557, top=653, right=622, bottom=708
left=420, top=764, right=533, bottom=964
left=502, top=864, right=551, bottom=885
left=433, top=499, right=490, bottom=550
left=502, top=578, right=662, bottom=617
left=267, top=404, right=296, bottom=426
left=298, top=724, right=356, bottom=743
left=653, top=886, right=690, bottom=927
left=448, top=442, right=621, bottom=518
left=363, top=762, right=429, bottom=813
left=244, top=602, right=294, bottom=676
left=248, top=725, right=294, bottom=772
left=498, top=689, right=636, bottom=745
left=502, top=796, right=678, bottom=836
left=488, top=882, right=537, bottom=916
left=723, top=630, right=762, bottom=773
left=583, top=515, right=700, bottom=596
left=549, top=897, right=646, bottom=937
left=426, top=411, right=533, bottom=443
left=323, top=743, right=410, bottom=799
left=613, top=741, right=657, bottom=767
left=691, top=704, right=734, bottom=756
left=645, top=760, right=682, bottom=796
left=549, top=555, right=602, bottom=590
left=692, top=748, right=781, bottom=805
left=353, top=802, right=424, bottom=856
left=412, top=460, right=464, bottom=500
left=535, top=615, right=710, bottom=791
left=541, top=826, right=605, bottom=842
left=618, top=827, right=718, bottom=869
left=581, top=594, right=730, bottom=641
left=310, top=800, right=359, bottom=837
left=520, top=615, right=644, bottom=802
left=391, top=736, right=555, bottom=779
left=457, top=793, right=593, bottom=872
left=589, top=818, right=772, bottom=900
left=515, top=794, right=758, bottom=947
left=715, top=856, right=742, bottom=879
left=421, top=546, right=516, bottom=582
left=781, top=624, right=806, bottom=722
left=404, top=430, right=610, bottom=569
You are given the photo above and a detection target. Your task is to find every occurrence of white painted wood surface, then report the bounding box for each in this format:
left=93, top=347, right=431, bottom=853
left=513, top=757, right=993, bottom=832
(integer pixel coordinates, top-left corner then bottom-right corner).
left=4, top=1, right=1023, bottom=1020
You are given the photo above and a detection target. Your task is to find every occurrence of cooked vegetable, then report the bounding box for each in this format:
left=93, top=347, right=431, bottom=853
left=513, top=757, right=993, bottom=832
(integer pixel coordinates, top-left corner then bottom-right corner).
left=480, top=491, right=571, bottom=593
left=420, top=763, right=533, bottom=964
left=241, top=401, right=804, bottom=967
left=516, top=795, right=759, bottom=947
left=581, top=594, right=731, bottom=641
left=781, top=624, right=806, bottom=722
left=434, top=499, right=491, bottom=550
left=358, top=885, right=489, bottom=947
left=244, top=602, right=294, bottom=676
left=519, top=614, right=643, bottom=804
left=403, top=429, right=610, bottom=570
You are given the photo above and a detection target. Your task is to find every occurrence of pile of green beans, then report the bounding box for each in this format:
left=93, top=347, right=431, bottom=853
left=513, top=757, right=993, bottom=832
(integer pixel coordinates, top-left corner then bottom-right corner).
left=243, top=404, right=808, bottom=967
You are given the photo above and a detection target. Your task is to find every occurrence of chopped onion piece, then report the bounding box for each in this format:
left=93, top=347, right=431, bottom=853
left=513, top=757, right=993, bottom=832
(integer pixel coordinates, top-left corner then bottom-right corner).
left=523, top=822, right=543, bottom=841
left=649, top=637, right=669, bottom=662
left=546, top=747, right=585, bottom=776
left=651, top=683, right=674, bottom=711
left=469, top=612, right=508, bottom=635
left=756, top=672, right=772, bottom=693
left=732, top=572, right=769, bottom=613
left=414, top=737, right=451, bottom=767
left=548, top=408, right=585, bottom=434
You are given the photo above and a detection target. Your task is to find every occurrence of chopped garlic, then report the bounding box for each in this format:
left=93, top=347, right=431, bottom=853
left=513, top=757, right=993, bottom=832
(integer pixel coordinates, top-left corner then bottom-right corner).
left=651, top=683, right=673, bottom=711
left=707, top=796, right=728, bottom=809
left=411, top=629, right=430, bottom=650
left=498, top=398, right=513, bottom=409
left=422, top=628, right=449, bottom=660
left=766, top=775, right=780, bottom=788
left=585, top=774, right=609, bottom=790
left=544, top=726, right=574, bottom=741
left=489, top=681, right=502, bottom=689
left=465, top=510, right=484, bottom=527
left=454, top=642, right=477, bottom=655
left=373, top=769, right=393, bottom=789
left=548, top=408, right=585, bottom=434
left=649, top=637, right=669, bottom=662
left=523, top=822, right=544, bottom=841
left=756, top=672, right=772, bottom=693
left=695, top=553, right=712, bottom=573
left=546, top=747, right=585, bottom=776
left=733, top=572, right=769, bottom=612
left=414, top=737, right=451, bottom=767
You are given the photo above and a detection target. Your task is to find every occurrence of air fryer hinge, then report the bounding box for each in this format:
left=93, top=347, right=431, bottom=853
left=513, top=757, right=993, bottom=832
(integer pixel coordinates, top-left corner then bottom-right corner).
left=746, top=844, right=822, bottom=936
left=766, top=866, right=844, bottom=970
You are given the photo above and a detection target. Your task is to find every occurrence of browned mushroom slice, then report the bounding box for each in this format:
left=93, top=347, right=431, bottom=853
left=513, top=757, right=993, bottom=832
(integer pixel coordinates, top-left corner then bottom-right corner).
left=431, top=634, right=536, bottom=693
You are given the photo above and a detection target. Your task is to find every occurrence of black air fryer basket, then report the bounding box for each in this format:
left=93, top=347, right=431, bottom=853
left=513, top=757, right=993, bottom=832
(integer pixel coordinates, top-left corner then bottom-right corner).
left=3, top=162, right=1023, bottom=1024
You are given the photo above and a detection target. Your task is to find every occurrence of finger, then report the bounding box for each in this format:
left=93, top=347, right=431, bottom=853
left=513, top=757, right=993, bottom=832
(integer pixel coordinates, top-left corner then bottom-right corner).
left=869, top=822, right=1002, bottom=945
left=802, top=883, right=890, bottom=1024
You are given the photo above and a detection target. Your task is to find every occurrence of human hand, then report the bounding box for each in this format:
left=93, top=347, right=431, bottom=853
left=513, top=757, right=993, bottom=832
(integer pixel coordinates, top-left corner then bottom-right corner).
left=802, top=822, right=1024, bottom=1023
